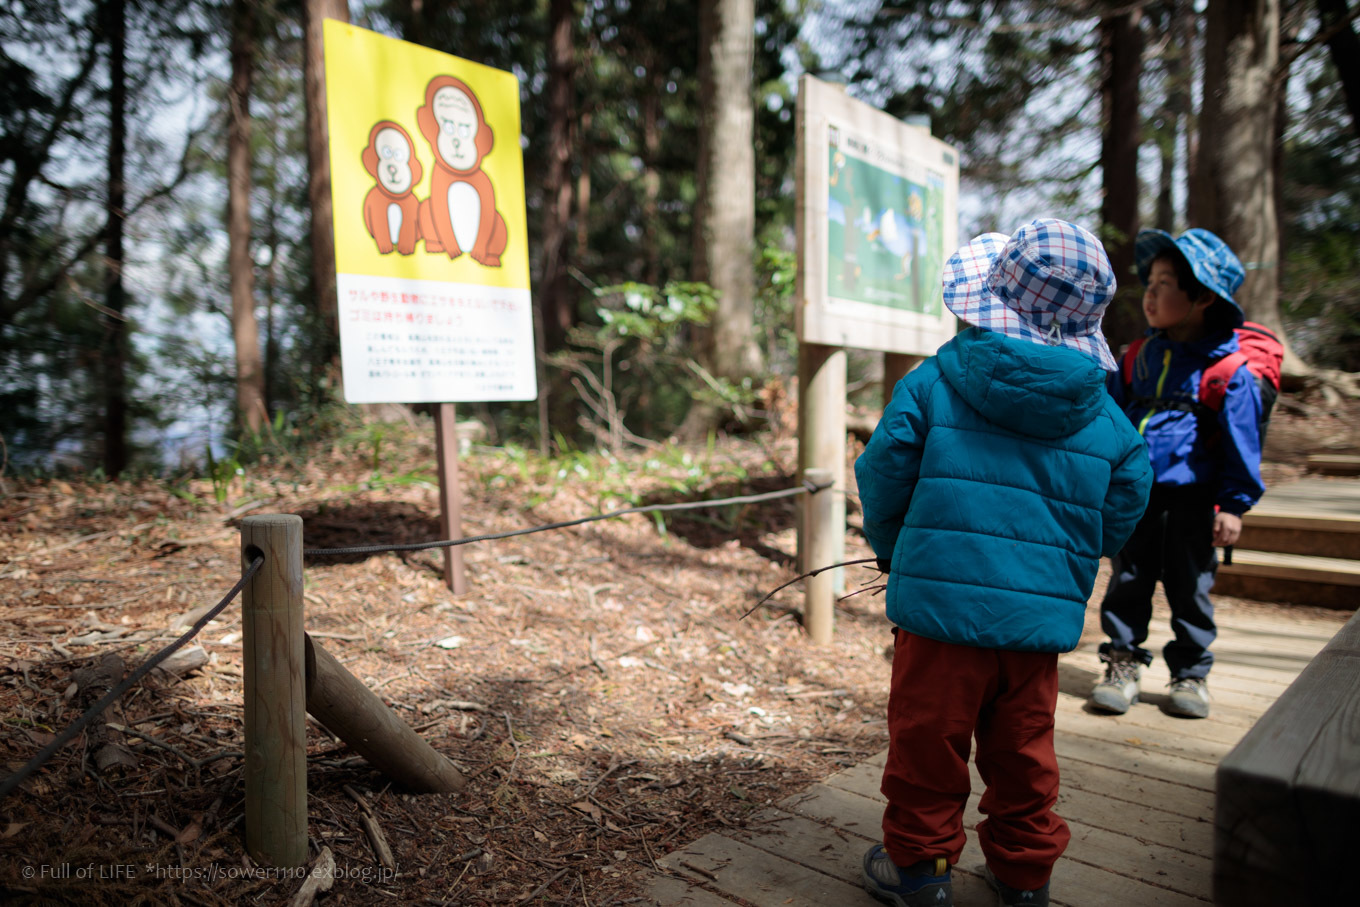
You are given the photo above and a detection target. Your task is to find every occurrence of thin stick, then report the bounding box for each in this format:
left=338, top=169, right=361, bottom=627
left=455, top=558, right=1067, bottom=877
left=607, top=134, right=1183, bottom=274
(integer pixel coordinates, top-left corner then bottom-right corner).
left=738, top=558, right=878, bottom=621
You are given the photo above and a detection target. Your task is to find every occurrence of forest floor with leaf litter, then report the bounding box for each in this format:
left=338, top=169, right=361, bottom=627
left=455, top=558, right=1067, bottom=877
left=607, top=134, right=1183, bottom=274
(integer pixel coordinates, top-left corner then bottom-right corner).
left=0, top=392, right=1357, bottom=907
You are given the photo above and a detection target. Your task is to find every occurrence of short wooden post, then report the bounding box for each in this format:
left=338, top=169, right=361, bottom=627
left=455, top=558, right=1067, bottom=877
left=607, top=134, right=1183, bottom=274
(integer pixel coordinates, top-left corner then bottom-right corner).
left=797, top=342, right=846, bottom=594
left=241, top=514, right=308, bottom=868
left=883, top=353, right=922, bottom=410
left=433, top=402, right=468, bottom=595
left=305, top=635, right=465, bottom=792
left=803, top=467, right=835, bottom=644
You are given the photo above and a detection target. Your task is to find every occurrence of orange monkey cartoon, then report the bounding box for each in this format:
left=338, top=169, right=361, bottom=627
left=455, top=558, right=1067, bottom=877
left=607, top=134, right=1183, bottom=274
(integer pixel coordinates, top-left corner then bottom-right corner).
left=361, top=120, right=423, bottom=255
left=415, top=75, right=508, bottom=266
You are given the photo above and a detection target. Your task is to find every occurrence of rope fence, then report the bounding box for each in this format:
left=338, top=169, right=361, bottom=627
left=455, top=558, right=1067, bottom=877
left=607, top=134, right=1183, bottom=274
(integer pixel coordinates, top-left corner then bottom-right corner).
left=0, top=555, right=264, bottom=801
left=1, top=473, right=846, bottom=864
left=301, top=478, right=828, bottom=558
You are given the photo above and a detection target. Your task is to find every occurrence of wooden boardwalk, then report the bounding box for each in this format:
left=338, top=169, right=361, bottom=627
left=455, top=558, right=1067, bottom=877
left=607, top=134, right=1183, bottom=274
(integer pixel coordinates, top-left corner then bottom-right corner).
left=648, top=602, right=1349, bottom=906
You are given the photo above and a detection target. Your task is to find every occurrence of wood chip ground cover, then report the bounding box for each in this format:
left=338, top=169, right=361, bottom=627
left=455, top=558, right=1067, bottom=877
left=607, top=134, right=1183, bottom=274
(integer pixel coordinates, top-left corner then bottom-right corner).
left=0, top=396, right=1355, bottom=906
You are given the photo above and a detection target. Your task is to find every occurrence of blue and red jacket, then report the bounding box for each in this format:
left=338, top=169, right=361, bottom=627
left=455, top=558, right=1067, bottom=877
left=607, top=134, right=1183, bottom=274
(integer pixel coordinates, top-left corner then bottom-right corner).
left=1108, top=329, right=1264, bottom=516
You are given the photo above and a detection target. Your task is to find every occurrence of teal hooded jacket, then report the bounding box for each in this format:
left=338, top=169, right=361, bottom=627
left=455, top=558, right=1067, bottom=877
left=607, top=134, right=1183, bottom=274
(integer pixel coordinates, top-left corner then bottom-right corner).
left=855, top=327, right=1153, bottom=653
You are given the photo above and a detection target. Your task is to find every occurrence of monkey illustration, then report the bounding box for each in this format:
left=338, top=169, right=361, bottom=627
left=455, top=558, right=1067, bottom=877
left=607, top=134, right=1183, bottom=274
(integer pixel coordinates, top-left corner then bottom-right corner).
left=415, top=75, right=508, bottom=266
left=361, top=121, right=423, bottom=255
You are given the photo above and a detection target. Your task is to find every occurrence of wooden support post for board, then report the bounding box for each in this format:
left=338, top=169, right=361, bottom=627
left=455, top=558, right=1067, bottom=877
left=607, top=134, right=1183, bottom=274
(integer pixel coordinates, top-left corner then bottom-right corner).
left=803, top=467, right=835, bottom=644
left=433, top=402, right=467, bottom=594
left=883, top=353, right=922, bottom=410
left=305, top=634, right=465, bottom=793
left=241, top=514, right=308, bottom=868
left=797, top=342, right=846, bottom=595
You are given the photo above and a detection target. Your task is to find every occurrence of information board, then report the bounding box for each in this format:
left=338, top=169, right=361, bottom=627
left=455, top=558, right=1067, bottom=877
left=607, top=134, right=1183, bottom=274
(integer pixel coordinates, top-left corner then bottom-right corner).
left=796, top=75, right=960, bottom=353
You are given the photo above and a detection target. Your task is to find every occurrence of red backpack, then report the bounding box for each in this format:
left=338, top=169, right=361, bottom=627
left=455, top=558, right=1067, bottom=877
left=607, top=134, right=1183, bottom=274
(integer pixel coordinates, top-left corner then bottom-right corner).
left=1120, top=323, right=1283, bottom=438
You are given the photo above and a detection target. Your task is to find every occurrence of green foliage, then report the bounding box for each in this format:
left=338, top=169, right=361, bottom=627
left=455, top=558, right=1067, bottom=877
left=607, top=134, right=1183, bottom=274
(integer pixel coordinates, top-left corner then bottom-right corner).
left=754, top=241, right=799, bottom=375
left=204, top=446, right=244, bottom=505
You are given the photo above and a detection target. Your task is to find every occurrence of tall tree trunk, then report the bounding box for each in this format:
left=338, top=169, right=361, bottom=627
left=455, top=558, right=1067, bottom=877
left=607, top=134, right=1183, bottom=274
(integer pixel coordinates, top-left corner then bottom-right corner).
left=102, top=0, right=128, bottom=477
left=576, top=110, right=592, bottom=259
left=302, top=0, right=350, bottom=387
left=1318, top=0, right=1360, bottom=133
left=1156, top=0, right=1191, bottom=232
left=1099, top=8, right=1145, bottom=353
left=693, top=0, right=760, bottom=382
left=539, top=0, right=575, bottom=352
left=230, top=0, right=264, bottom=434
left=1193, top=0, right=1300, bottom=370
left=642, top=74, right=661, bottom=288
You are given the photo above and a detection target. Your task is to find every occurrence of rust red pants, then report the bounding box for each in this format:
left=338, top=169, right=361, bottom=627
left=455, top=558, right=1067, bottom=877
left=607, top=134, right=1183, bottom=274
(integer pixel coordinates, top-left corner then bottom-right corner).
left=880, top=630, right=1069, bottom=891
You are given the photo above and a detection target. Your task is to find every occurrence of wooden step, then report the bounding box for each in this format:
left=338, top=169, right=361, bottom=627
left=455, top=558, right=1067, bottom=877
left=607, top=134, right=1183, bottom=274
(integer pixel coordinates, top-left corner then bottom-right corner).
left=1308, top=453, right=1360, bottom=476
left=1217, top=550, right=1360, bottom=609
left=1236, top=510, right=1360, bottom=560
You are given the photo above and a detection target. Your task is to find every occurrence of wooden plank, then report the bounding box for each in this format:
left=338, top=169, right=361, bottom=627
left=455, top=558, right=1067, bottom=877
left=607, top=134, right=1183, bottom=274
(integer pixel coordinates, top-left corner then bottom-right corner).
left=1055, top=733, right=1218, bottom=793
left=826, top=757, right=1215, bottom=860
left=729, top=809, right=998, bottom=903
left=784, top=783, right=1210, bottom=906
left=855, top=722, right=1221, bottom=794
left=660, top=832, right=873, bottom=906
left=1251, top=476, right=1360, bottom=517
left=1236, top=523, right=1359, bottom=560
left=1214, top=610, right=1360, bottom=905
left=647, top=872, right=745, bottom=906
left=1055, top=701, right=1236, bottom=766
left=1212, top=573, right=1359, bottom=609
left=1306, top=454, right=1360, bottom=476
left=827, top=749, right=1216, bottom=823
left=1219, top=550, right=1360, bottom=585
left=1066, top=644, right=1316, bottom=699
left=1241, top=512, right=1360, bottom=533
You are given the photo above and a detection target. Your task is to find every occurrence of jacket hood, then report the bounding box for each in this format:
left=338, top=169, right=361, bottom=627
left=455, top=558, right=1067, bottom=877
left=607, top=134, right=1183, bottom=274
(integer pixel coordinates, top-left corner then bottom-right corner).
left=936, top=327, right=1110, bottom=439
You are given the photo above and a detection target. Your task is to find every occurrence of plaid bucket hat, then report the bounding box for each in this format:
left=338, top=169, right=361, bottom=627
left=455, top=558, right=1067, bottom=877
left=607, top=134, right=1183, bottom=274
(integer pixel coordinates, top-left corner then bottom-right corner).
left=1133, top=228, right=1246, bottom=327
left=943, top=218, right=1118, bottom=372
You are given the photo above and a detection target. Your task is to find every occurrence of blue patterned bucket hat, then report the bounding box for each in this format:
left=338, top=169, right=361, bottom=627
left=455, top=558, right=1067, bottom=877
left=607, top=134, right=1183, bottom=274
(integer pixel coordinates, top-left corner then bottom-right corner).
left=943, top=218, right=1118, bottom=372
left=1133, top=228, right=1246, bottom=327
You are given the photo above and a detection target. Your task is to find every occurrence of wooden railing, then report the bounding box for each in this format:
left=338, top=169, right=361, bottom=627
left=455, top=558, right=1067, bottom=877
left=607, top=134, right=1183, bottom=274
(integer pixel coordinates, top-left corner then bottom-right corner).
left=1214, top=606, right=1360, bottom=905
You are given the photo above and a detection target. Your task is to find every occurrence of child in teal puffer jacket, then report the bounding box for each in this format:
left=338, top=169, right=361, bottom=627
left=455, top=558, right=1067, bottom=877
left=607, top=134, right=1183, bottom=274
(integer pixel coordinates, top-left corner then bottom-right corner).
left=855, top=219, right=1152, bottom=907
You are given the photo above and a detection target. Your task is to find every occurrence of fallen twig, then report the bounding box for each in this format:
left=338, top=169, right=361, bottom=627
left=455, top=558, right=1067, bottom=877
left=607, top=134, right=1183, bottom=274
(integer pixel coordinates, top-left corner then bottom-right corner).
left=289, top=847, right=335, bottom=907
left=738, top=557, right=879, bottom=620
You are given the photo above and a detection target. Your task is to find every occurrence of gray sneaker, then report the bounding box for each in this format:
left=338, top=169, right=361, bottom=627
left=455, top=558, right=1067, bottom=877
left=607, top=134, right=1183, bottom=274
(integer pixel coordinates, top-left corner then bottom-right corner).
left=1090, top=650, right=1141, bottom=714
left=1166, top=677, right=1210, bottom=718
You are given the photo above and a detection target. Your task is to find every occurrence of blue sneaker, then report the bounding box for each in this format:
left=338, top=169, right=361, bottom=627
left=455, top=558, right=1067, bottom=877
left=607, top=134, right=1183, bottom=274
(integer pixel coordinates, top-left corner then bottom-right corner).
left=862, top=844, right=953, bottom=906
left=982, top=865, right=1049, bottom=907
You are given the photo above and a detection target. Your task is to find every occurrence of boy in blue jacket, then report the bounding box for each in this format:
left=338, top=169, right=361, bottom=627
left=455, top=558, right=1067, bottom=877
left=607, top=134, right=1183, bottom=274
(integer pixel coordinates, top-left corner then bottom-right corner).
left=855, top=219, right=1152, bottom=907
left=1091, top=228, right=1265, bottom=720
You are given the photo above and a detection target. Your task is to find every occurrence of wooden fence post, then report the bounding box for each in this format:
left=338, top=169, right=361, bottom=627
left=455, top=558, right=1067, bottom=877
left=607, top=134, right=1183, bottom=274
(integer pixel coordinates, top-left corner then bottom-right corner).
left=803, top=467, right=835, bottom=644
left=241, top=514, right=308, bottom=868
left=305, top=634, right=465, bottom=793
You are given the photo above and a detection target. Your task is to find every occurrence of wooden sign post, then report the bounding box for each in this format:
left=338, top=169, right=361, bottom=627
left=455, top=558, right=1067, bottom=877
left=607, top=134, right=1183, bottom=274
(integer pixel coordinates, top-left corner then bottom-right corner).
left=433, top=403, right=467, bottom=594
left=793, top=76, right=959, bottom=637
